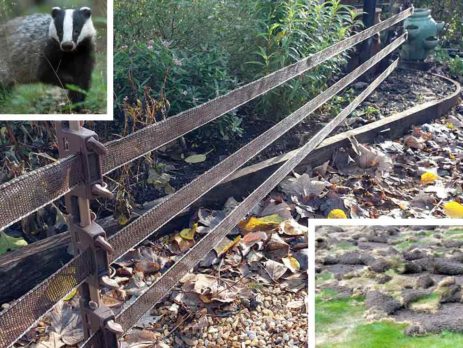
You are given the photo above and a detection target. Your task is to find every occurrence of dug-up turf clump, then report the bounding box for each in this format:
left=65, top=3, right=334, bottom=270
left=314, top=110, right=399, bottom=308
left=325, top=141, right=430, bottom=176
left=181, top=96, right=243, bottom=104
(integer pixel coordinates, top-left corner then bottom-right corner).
left=365, top=291, right=402, bottom=318
left=436, top=277, right=462, bottom=303
left=433, top=259, right=463, bottom=275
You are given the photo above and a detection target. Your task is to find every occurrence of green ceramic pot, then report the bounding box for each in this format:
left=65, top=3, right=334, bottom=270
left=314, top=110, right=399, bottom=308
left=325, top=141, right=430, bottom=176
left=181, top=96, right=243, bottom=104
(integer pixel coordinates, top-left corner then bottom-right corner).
left=400, top=8, right=445, bottom=61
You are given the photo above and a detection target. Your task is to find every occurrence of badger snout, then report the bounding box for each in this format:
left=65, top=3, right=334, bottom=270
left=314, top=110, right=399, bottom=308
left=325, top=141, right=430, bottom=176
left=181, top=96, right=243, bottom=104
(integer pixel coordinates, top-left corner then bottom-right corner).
left=60, top=41, right=76, bottom=52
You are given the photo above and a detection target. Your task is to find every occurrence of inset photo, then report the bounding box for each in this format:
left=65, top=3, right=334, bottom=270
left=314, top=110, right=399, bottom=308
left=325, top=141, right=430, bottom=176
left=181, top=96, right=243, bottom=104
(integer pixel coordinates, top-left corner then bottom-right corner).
left=311, top=220, right=463, bottom=348
left=0, top=0, right=112, bottom=119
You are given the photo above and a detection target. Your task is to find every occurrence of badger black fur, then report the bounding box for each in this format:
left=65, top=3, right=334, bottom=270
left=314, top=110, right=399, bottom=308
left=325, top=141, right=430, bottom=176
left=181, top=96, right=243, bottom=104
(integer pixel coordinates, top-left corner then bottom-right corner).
left=0, top=7, right=96, bottom=106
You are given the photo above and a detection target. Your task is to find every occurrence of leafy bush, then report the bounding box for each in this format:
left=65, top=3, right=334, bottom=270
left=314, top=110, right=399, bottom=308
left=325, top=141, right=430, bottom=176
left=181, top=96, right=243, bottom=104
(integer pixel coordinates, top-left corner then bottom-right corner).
left=245, top=0, right=358, bottom=120
left=114, top=40, right=241, bottom=142
left=114, top=0, right=358, bottom=142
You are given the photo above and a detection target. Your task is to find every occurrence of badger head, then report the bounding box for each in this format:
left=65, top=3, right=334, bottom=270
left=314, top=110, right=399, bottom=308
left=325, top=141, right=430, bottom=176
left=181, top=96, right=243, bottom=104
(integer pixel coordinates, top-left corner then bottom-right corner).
left=49, top=7, right=96, bottom=52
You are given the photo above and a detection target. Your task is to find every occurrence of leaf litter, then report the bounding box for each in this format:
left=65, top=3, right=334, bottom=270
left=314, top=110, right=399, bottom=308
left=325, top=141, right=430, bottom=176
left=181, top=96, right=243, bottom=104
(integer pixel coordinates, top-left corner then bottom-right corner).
left=18, top=192, right=307, bottom=348
left=276, top=111, right=463, bottom=219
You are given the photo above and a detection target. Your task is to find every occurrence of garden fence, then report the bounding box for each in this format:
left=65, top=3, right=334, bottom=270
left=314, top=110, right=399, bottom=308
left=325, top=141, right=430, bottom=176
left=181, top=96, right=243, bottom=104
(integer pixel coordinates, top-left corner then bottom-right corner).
left=0, top=7, right=412, bottom=348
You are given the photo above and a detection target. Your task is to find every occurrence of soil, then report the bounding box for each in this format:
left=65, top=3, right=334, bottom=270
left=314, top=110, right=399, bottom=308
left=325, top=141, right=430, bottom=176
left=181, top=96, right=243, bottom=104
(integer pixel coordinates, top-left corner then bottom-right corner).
left=116, top=67, right=456, bottom=207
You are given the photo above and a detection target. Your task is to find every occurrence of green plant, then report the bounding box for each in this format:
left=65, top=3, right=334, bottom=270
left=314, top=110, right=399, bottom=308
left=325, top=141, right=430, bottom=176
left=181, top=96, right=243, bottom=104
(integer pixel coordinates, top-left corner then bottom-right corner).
left=434, top=47, right=463, bottom=80
left=114, top=34, right=242, bottom=142
left=414, top=0, right=463, bottom=48
left=114, top=0, right=359, bottom=142
left=245, top=0, right=359, bottom=120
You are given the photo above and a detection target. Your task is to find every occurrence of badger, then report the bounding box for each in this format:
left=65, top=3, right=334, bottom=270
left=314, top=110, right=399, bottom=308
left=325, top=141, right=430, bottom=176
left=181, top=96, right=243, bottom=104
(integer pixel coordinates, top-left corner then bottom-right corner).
left=0, top=7, right=97, bottom=107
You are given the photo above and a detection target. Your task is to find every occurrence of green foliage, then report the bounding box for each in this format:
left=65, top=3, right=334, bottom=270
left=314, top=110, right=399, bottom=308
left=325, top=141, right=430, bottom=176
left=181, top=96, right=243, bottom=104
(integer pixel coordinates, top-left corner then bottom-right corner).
left=246, top=0, right=358, bottom=120
left=414, top=0, right=463, bottom=47
left=0, top=231, right=27, bottom=255
left=434, top=47, right=463, bottom=81
left=114, top=0, right=358, bottom=142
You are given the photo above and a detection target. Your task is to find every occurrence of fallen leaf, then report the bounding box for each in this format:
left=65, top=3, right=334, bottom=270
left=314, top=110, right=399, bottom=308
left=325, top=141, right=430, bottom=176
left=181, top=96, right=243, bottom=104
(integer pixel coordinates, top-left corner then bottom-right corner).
left=41, top=301, right=83, bottom=347
left=404, top=135, right=425, bottom=150
left=0, top=231, right=27, bottom=255
left=279, top=219, right=307, bottom=236
left=420, top=171, right=439, bottom=185
left=185, top=154, right=207, bottom=164
left=444, top=201, right=463, bottom=218
left=179, top=224, right=198, bottom=240
left=63, top=288, right=78, bottom=302
left=282, top=256, right=300, bottom=273
left=264, top=260, right=288, bottom=281
left=170, top=234, right=195, bottom=254
left=214, top=236, right=241, bottom=256
left=265, top=234, right=290, bottom=259
left=239, top=214, right=285, bottom=233
left=350, top=137, right=392, bottom=172
left=280, top=173, right=330, bottom=197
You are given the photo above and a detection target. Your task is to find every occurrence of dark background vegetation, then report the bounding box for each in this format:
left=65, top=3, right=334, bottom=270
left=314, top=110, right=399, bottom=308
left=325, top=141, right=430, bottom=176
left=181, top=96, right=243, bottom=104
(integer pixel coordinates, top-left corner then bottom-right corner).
left=0, top=0, right=107, bottom=114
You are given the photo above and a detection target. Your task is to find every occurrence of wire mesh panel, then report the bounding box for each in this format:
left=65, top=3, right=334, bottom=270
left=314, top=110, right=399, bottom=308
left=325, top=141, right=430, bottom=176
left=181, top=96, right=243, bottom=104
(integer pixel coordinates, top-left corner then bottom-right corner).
left=108, top=33, right=407, bottom=262
left=0, top=251, right=91, bottom=347
left=114, top=59, right=400, bottom=334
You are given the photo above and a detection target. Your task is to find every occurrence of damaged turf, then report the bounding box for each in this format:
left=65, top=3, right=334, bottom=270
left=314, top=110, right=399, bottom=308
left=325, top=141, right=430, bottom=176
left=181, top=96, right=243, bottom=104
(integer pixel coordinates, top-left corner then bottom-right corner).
left=316, top=225, right=463, bottom=346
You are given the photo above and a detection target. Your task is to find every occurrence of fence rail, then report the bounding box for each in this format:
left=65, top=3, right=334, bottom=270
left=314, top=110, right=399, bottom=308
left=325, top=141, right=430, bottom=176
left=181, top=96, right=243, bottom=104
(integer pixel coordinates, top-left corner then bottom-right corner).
left=0, top=7, right=412, bottom=232
left=0, top=8, right=412, bottom=348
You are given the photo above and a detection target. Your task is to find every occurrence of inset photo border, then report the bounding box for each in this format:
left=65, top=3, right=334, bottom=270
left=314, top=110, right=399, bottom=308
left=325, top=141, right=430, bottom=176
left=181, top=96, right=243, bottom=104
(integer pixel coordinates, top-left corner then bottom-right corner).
left=0, top=0, right=113, bottom=120
left=309, top=219, right=463, bottom=348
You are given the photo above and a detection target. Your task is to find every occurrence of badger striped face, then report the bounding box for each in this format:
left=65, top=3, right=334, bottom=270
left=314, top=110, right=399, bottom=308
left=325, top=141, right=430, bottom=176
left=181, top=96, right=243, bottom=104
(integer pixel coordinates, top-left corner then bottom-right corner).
left=48, top=7, right=96, bottom=52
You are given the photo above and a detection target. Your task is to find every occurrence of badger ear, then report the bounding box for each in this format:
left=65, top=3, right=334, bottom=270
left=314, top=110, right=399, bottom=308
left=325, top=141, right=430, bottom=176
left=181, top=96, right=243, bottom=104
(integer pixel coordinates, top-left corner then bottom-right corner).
left=80, top=7, right=92, bottom=18
left=51, top=7, right=61, bottom=18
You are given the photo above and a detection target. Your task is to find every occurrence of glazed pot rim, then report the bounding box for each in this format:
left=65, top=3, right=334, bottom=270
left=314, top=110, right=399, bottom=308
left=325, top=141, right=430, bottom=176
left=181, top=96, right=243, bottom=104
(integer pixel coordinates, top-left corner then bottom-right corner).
left=413, top=8, right=431, bottom=16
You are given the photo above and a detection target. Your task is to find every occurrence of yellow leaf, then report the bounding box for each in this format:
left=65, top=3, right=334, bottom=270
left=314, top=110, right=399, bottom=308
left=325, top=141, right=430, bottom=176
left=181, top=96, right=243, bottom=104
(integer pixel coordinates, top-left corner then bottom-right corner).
left=239, top=214, right=285, bottom=233
left=63, top=288, right=78, bottom=301
left=215, top=236, right=242, bottom=256
left=327, top=209, right=347, bottom=219
left=118, top=214, right=129, bottom=226
left=447, top=122, right=455, bottom=129
left=444, top=201, right=463, bottom=218
left=421, top=172, right=439, bottom=185
left=449, top=153, right=456, bottom=160
left=282, top=256, right=300, bottom=273
left=180, top=224, right=198, bottom=240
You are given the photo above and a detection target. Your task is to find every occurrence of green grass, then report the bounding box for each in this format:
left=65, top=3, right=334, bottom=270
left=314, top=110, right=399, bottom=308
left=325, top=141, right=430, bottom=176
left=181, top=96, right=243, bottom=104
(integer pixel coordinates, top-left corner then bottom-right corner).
left=316, top=271, right=335, bottom=284
left=316, top=289, right=463, bottom=347
left=336, top=240, right=358, bottom=251
left=324, top=322, right=463, bottom=348
left=0, top=52, right=106, bottom=114
left=444, top=229, right=463, bottom=240
left=316, top=289, right=365, bottom=328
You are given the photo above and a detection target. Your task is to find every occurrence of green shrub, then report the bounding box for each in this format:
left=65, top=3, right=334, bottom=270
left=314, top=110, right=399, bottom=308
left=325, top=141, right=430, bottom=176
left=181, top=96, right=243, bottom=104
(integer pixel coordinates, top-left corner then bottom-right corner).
left=245, top=0, right=358, bottom=120
left=114, top=0, right=358, bottom=142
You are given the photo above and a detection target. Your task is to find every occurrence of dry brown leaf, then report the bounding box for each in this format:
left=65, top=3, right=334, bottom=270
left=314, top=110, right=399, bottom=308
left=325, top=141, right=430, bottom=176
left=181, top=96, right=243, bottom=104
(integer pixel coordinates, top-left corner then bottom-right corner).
left=278, top=219, right=307, bottom=236
left=265, top=234, right=290, bottom=260
left=264, top=260, right=288, bottom=281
